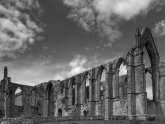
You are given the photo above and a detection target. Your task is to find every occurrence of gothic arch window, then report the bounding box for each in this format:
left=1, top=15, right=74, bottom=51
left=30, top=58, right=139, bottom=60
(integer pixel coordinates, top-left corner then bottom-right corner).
left=141, top=28, right=160, bottom=101
left=30, top=90, right=38, bottom=107
left=100, top=69, right=106, bottom=101
left=61, top=87, right=64, bottom=95
left=72, top=79, right=76, bottom=105
left=100, top=85, right=104, bottom=100
left=15, top=87, right=23, bottom=106
left=146, top=71, right=153, bottom=100
left=60, top=82, right=64, bottom=95
left=143, top=47, right=153, bottom=101
left=115, top=58, right=128, bottom=99
left=85, top=74, right=90, bottom=103
left=119, top=62, right=127, bottom=76
left=118, top=62, right=127, bottom=99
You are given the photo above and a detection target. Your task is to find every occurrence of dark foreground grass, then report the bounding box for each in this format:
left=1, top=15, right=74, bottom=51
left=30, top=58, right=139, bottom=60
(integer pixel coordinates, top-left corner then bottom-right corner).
left=36, top=120, right=165, bottom=124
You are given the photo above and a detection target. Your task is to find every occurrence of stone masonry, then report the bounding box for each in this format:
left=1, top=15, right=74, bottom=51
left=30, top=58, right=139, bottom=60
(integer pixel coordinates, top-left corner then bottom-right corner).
left=0, top=27, right=165, bottom=120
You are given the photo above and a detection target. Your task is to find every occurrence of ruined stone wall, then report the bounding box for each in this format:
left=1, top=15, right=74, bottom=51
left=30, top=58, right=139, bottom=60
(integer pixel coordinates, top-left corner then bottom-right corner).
left=159, top=62, right=165, bottom=115
left=1, top=27, right=165, bottom=120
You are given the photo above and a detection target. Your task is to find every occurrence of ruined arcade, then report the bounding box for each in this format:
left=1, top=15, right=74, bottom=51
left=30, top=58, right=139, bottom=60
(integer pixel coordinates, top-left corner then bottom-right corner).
left=0, top=27, right=165, bottom=121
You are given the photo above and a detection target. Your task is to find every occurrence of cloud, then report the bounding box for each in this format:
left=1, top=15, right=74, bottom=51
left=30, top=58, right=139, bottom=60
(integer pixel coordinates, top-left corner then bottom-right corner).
left=0, top=58, right=67, bottom=85
left=53, top=54, right=119, bottom=80
left=0, top=0, right=43, bottom=58
left=0, top=52, right=126, bottom=87
left=55, top=55, right=87, bottom=80
left=69, top=55, right=87, bottom=68
left=0, top=55, right=88, bottom=85
left=67, top=55, right=87, bottom=77
left=10, top=0, right=41, bottom=10
left=62, top=0, right=165, bottom=46
left=153, top=20, right=165, bottom=36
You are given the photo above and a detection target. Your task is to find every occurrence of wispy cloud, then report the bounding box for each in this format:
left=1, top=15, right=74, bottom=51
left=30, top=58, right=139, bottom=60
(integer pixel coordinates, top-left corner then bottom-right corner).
left=53, top=55, right=87, bottom=80
left=153, top=20, right=165, bottom=36
left=53, top=54, right=123, bottom=81
left=0, top=55, right=88, bottom=85
left=0, top=54, right=111, bottom=85
left=0, top=0, right=43, bottom=58
left=62, top=0, right=165, bottom=46
left=0, top=58, right=67, bottom=85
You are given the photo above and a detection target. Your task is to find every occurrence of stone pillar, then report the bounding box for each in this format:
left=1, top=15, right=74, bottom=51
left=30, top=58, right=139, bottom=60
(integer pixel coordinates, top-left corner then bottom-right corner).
left=23, top=92, right=28, bottom=117
left=112, top=74, right=116, bottom=98
left=160, top=65, right=165, bottom=100
left=10, top=91, right=15, bottom=117
left=88, top=78, right=94, bottom=116
left=152, top=70, right=160, bottom=101
left=43, top=94, right=48, bottom=117
left=80, top=82, right=84, bottom=116
left=127, top=53, right=136, bottom=119
left=81, top=81, right=85, bottom=105
left=134, top=48, right=147, bottom=118
left=113, top=71, right=119, bottom=99
left=91, top=77, right=97, bottom=116
left=4, top=67, right=8, bottom=79
left=68, top=85, right=73, bottom=106
left=4, top=77, right=10, bottom=118
left=4, top=93, right=10, bottom=118
left=80, top=87, right=83, bottom=116
left=115, top=71, right=119, bottom=98
left=95, top=75, right=100, bottom=116
left=159, top=63, right=165, bottom=115
left=95, top=69, right=100, bottom=116
left=75, top=81, right=78, bottom=105
left=76, top=76, right=81, bottom=116
left=104, top=70, right=113, bottom=120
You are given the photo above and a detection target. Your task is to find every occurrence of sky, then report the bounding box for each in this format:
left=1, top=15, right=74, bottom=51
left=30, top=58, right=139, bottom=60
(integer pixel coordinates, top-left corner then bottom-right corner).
left=0, top=0, right=165, bottom=96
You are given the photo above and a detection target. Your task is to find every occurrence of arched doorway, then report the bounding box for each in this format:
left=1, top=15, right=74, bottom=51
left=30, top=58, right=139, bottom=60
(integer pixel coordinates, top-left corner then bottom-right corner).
left=58, top=109, right=62, bottom=117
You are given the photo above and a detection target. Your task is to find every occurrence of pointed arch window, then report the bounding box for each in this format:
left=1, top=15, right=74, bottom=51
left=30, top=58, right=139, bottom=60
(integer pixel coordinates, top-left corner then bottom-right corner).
left=85, top=74, right=90, bottom=103
left=15, top=87, right=23, bottom=106
left=30, top=90, right=38, bottom=107
left=119, top=62, right=127, bottom=76
left=72, top=79, right=76, bottom=105
left=100, top=69, right=106, bottom=101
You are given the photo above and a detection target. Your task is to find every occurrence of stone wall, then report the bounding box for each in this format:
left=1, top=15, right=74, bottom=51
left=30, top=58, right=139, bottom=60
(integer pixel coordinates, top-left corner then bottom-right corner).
left=0, top=27, right=165, bottom=120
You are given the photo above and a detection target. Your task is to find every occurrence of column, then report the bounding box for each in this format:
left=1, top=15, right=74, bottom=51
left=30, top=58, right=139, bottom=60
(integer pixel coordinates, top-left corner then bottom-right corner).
left=113, top=71, right=119, bottom=99
left=134, top=48, right=147, bottom=119
left=104, top=70, right=113, bottom=120
left=68, top=85, right=73, bottom=106
left=43, top=94, right=48, bottom=117
left=4, top=78, right=10, bottom=118
left=127, top=52, right=136, bottom=119
left=95, top=75, right=100, bottom=116
left=159, top=63, right=165, bottom=115
left=88, top=77, right=95, bottom=116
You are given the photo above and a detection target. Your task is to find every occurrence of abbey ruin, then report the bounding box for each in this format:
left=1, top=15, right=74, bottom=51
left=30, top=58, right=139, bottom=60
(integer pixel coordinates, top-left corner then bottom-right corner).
left=0, top=27, right=165, bottom=121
